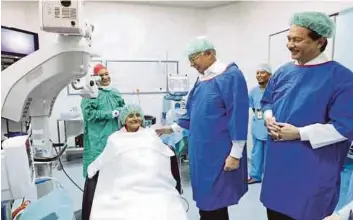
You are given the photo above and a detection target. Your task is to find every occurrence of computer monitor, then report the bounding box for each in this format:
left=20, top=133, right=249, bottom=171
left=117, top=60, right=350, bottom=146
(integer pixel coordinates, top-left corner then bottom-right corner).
left=1, top=26, right=39, bottom=57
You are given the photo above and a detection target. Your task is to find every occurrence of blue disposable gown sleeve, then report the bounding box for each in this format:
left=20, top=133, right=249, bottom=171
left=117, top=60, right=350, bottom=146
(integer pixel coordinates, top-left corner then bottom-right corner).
left=177, top=112, right=190, bottom=130
left=261, top=76, right=275, bottom=112
left=218, top=69, right=249, bottom=141
left=329, top=68, right=353, bottom=140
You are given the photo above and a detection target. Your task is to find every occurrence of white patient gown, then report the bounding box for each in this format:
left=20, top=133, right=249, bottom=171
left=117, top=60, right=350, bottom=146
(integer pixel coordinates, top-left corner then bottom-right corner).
left=87, top=128, right=187, bottom=220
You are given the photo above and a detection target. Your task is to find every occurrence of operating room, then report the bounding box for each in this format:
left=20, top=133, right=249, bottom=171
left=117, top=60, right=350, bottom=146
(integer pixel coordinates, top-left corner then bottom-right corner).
left=1, top=0, right=353, bottom=220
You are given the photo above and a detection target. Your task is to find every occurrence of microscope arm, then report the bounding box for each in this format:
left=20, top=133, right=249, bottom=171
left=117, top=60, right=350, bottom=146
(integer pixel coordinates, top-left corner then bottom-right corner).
left=1, top=35, right=91, bottom=122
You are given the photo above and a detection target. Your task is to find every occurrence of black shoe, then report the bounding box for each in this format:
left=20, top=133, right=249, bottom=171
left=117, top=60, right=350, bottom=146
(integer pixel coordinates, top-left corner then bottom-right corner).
left=248, top=177, right=262, bottom=185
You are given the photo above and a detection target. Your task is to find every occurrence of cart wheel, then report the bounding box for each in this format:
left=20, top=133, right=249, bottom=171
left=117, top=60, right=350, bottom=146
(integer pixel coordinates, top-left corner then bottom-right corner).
left=66, top=155, right=71, bottom=161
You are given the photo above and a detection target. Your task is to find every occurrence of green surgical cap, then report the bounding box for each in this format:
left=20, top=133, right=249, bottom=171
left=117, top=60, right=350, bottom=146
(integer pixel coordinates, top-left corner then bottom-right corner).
left=185, top=36, right=215, bottom=56
left=257, top=63, right=272, bottom=74
left=290, top=12, right=335, bottom=38
left=119, top=104, right=145, bottom=126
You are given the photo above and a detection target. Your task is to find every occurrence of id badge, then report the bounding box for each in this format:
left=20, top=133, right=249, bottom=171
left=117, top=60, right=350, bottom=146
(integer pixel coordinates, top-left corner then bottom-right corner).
left=256, top=111, right=263, bottom=120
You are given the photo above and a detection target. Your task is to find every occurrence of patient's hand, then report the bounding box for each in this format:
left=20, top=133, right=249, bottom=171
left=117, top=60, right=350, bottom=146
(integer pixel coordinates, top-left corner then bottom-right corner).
left=155, top=127, right=173, bottom=136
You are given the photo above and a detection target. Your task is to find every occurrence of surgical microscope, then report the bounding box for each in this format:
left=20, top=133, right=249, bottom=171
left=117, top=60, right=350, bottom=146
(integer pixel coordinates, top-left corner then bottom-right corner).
left=162, top=74, right=189, bottom=125
left=1, top=0, right=96, bottom=206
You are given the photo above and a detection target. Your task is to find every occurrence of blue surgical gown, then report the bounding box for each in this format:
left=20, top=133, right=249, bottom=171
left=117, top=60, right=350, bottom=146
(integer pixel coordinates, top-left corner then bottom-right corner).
left=177, top=63, right=249, bottom=211
left=249, top=86, right=268, bottom=141
left=260, top=61, right=353, bottom=220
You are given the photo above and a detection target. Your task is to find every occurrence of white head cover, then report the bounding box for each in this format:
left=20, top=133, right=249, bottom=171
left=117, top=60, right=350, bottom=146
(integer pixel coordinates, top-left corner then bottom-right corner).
left=256, top=63, right=272, bottom=74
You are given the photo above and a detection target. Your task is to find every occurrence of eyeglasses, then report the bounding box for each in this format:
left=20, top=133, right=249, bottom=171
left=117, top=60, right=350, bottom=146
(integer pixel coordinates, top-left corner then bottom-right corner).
left=189, top=52, right=203, bottom=64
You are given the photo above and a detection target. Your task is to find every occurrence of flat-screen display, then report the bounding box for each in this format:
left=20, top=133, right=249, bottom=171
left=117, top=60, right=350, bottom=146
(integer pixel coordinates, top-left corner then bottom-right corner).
left=1, top=26, right=39, bottom=57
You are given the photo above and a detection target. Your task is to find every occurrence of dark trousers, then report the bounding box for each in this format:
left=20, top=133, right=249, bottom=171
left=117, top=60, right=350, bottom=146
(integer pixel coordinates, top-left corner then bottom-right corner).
left=267, top=209, right=294, bottom=220
left=81, top=172, right=99, bottom=220
left=199, top=207, right=229, bottom=220
left=170, top=153, right=182, bottom=194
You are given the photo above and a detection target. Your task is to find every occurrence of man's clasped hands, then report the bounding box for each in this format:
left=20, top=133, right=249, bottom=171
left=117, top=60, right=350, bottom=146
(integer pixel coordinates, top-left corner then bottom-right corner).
left=265, top=117, right=301, bottom=141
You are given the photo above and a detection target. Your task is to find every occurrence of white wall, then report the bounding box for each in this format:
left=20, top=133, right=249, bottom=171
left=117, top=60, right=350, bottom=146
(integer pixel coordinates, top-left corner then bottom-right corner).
left=1, top=1, right=204, bottom=142
left=206, top=1, right=353, bottom=88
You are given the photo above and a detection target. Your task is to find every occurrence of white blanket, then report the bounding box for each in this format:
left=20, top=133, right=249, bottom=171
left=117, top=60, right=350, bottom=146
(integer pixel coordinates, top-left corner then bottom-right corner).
left=88, top=128, right=187, bottom=220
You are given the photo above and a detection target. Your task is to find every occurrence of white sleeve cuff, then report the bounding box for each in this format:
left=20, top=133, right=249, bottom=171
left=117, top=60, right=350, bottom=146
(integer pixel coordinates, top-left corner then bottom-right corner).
left=299, top=124, right=347, bottom=149
left=230, top=141, right=246, bottom=159
left=171, top=123, right=182, bottom=132
left=264, top=110, right=273, bottom=120
left=299, top=126, right=310, bottom=141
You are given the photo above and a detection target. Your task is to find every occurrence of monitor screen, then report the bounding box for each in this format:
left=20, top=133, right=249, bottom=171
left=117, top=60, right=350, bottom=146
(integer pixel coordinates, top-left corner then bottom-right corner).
left=1, top=26, right=39, bottom=56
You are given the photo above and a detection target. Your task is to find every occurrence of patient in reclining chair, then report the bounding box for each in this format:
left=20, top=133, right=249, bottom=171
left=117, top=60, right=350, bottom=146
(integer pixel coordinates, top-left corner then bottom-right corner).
left=87, top=104, right=187, bottom=220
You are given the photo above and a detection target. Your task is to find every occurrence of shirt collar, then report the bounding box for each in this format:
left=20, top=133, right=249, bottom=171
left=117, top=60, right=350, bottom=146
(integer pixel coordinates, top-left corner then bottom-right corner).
left=200, top=60, right=227, bottom=80
left=294, top=53, right=329, bottom=66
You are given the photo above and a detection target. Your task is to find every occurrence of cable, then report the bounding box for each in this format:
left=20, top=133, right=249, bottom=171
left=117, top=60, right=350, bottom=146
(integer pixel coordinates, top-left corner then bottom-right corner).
left=47, top=139, right=83, bottom=192
left=181, top=196, right=189, bottom=212
left=32, top=142, right=68, bottom=162
left=175, top=154, right=190, bottom=213
left=52, top=145, right=84, bottom=192
left=12, top=199, right=30, bottom=219
left=29, top=136, right=82, bottom=192
left=31, top=138, right=83, bottom=192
